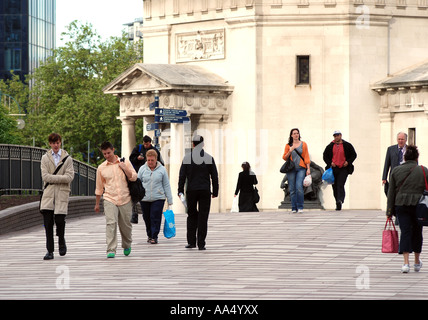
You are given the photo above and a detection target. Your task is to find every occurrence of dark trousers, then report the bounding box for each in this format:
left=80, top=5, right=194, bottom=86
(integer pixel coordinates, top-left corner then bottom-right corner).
left=332, top=167, right=349, bottom=203
left=140, top=200, right=165, bottom=240
left=186, top=190, right=211, bottom=249
left=396, top=205, right=423, bottom=254
left=42, top=211, right=66, bottom=253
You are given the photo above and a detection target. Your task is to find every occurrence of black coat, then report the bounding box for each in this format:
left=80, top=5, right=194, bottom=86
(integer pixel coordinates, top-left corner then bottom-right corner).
left=129, top=144, right=163, bottom=172
left=323, top=140, right=357, bottom=175
left=178, top=148, right=219, bottom=197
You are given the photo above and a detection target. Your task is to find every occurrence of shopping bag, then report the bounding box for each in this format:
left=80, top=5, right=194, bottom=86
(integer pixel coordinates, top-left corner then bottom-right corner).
left=303, top=175, right=312, bottom=187
left=231, top=196, right=239, bottom=213
left=322, top=167, right=335, bottom=184
left=382, top=217, right=399, bottom=253
left=163, top=209, right=176, bottom=239
left=416, top=166, right=428, bottom=226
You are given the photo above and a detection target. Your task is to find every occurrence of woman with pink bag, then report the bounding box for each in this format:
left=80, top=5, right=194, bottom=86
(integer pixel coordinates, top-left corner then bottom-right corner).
left=387, top=145, right=428, bottom=273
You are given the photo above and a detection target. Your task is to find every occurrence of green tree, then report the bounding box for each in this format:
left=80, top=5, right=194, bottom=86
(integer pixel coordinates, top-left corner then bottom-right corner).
left=24, top=21, right=143, bottom=164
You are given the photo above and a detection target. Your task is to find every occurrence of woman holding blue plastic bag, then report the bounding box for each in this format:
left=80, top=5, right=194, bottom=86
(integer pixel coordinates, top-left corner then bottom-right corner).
left=138, top=149, right=173, bottom=244
left=282, top=128, right=311, bottom=213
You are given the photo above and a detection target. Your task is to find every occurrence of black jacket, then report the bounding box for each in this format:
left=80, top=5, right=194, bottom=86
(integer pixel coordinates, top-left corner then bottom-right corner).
left=323, top=140, right=357, bottom=175
left=178, top=148, right=219, bottom=197
left=129, top=144, right=163, bottom=172
left=235, top=171, right=258, bottom=195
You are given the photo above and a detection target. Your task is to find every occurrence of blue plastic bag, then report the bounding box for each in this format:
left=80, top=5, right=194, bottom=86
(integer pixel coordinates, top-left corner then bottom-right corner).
left=322, top=167, right=335, bottom=184
left=163, top=209, right=176, bottom=239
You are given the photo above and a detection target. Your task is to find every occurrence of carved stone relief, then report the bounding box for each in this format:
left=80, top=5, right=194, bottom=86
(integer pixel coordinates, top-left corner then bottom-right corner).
left=176, top=29, right=225, bottom=63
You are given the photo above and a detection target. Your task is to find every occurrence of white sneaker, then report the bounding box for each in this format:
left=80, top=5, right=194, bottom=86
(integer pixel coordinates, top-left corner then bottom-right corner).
left=298, top=209, right=303, bottom=213
left=291, top=210, right=297, bottom=214
left=401, top=264, right=410, bottom=273
left=415, top=259, right=423, bottom=272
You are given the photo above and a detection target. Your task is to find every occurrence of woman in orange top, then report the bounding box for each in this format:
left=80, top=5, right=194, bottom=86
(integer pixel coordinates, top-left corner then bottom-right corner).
left=283, top=128, right=311, bottom=213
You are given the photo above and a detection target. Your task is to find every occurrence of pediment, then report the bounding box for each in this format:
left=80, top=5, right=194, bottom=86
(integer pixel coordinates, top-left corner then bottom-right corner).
left=103, top=65, right=170, bottom=94
left=103, top=63, right=234, bottom=95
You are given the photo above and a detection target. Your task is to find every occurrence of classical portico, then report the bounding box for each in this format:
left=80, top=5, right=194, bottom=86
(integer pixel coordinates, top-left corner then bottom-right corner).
left=103, top=63, right=234, bottom=213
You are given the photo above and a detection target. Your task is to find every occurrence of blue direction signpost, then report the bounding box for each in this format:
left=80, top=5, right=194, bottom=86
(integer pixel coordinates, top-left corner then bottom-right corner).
left=154, top=108, right=189, bottom=123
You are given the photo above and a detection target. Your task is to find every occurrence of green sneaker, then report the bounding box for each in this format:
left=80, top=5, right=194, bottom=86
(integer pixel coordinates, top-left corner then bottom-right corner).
left=107, top=252, right=115, bottom=258
left=124, top=248, right=131, bottom=256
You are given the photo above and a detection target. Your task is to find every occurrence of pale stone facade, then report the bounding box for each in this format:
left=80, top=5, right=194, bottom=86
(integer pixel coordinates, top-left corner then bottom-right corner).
left=106, top=0, right=428, bottom=213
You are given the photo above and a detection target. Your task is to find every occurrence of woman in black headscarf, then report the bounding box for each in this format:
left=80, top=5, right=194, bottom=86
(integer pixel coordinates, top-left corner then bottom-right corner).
left=234, top=162, right=259, bottom=212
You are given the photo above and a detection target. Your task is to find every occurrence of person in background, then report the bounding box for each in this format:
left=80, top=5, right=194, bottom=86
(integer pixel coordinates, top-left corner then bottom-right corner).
left=382, top=132, right=408, bottom=195
left=323, top=130, right=357, bottom=211
left=178, top=135, right=219, bottom=250
left=282, top=128, right=311, bottom=213
left=95, top=141, right=137, bottom=258
left=138, top=149, right=173, bottom=244
left=129, top=135, right=164, bottom=224
left=386, top=145, right=426, bottom=273
left=40, top=133, right=74, bottom=260
left=234, top=162, right=259, bottom=212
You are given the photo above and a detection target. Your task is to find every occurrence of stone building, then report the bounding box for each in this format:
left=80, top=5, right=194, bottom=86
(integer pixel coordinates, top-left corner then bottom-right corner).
left=104, top=0, right=428, bottom=212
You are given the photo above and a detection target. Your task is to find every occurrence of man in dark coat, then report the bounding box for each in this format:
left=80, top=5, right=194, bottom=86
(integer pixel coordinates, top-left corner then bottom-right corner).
left=382, top=132, right=407, bottom=195
left=178, top=135, right=219, bottom=250
left=323, top=130, right=357, bottom=211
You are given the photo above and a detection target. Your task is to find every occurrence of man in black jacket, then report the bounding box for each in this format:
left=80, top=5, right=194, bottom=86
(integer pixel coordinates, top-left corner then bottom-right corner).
left=178, top=135, right=219, bottom=250
left=323, top=131, right=357, bottom=211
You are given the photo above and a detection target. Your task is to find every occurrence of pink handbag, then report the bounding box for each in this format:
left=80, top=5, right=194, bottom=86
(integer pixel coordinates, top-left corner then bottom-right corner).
left=382, top=217, right=399, bottom=253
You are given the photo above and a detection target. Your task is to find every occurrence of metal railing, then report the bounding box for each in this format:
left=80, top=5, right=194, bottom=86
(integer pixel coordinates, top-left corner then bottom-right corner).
left=0, top=144, right=97, bottom=196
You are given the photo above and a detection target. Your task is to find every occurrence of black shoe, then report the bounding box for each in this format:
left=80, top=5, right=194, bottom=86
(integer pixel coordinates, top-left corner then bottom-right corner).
left=185, top=244, right=196, bottom=249
left=336, top=201, right=342, bottom=211
left=43, top=252, right=54, bottom=260
left=59, top=244, right=67, bottom=256
left=198, top=247, right=206, bottom=251
left=130, top=217, right=138, bottom=224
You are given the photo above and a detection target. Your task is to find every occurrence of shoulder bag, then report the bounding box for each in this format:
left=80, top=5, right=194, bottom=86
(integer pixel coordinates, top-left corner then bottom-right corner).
left=280, top=147, right=303, bottom=174
left=39, top=155, right=70, bottom=213
left=120, top=159, right=145, bottom=203
left=416, top=166, right=428, bottom=226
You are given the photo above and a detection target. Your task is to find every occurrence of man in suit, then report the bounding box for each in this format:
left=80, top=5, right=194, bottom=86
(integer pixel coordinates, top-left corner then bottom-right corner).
left=382, top=132, right=408, bottom=195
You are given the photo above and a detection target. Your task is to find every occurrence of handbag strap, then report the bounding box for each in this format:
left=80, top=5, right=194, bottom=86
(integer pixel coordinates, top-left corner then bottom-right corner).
left=289, top=144, right=303, bottom=160
left=44, top=155, right=70, bottom=189
left=384, top=217, right=396, bottom=231
left=422, top=166, right=428, bottom=190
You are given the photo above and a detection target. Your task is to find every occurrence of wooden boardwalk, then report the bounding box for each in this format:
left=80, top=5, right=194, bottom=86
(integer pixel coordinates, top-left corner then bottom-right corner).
left=1, top=209, right=428, bottom=301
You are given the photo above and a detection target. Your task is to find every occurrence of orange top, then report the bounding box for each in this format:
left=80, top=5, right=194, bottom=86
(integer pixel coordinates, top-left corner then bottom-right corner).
left=282, top=141, right=311, bottom=168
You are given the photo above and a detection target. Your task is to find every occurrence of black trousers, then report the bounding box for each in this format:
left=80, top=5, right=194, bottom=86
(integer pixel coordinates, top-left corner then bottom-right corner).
left=396, top=205, right=423, bottom=254
left=42, top=211, right=66, bottom=253
left=186, top=190, right=211, bottom=248
left=332, top=167, right=349, bottom=203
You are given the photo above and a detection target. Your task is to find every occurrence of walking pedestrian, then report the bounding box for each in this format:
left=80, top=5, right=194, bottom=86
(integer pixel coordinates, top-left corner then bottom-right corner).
left=323, top=130, right=357, bottom=211
left=282, top=128, right=311, bottom=213
left=40, top=133, right=74, bottom=260
left=178, top=135, right=219, bottom=250
left=129, top=135, right=164, bottom=223
left=234, top=162, right=259, bottom=212
left=94, top=141, right=137, bottom=258
left=387, top=145, right=426, bottom=273
left=138, top=149, right=173, bottom=244
left=382, top=132, right=408, bottom=195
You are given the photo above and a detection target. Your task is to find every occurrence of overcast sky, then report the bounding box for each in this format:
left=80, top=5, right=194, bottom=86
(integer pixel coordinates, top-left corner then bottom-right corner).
left=56, top=0, right=144, bottom=46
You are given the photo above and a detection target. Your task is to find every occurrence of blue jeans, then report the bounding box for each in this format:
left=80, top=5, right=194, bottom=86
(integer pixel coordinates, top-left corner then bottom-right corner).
left=287, top=167, right=306, bottom=211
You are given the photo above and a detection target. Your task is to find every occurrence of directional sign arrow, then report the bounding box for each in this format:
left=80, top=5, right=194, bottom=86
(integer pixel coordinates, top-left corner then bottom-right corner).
left=155, top=108, right=187, bottom=117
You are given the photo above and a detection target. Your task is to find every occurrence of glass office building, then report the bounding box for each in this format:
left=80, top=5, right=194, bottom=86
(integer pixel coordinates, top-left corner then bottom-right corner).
left=0, top=0, right=56, bottom=81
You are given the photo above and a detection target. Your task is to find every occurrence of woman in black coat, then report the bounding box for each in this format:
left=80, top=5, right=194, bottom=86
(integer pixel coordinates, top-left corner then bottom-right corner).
left=234, top=162, right=259, bottom=212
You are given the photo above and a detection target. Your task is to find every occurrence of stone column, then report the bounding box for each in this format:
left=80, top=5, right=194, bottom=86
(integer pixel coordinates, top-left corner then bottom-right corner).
left=119, top=117, right=136, bottom=160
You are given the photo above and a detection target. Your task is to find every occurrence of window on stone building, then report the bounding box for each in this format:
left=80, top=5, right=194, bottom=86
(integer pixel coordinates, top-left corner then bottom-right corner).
left=296, top=55, right=310, bottom=85
left=408, top=128, right=416, bottom=145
